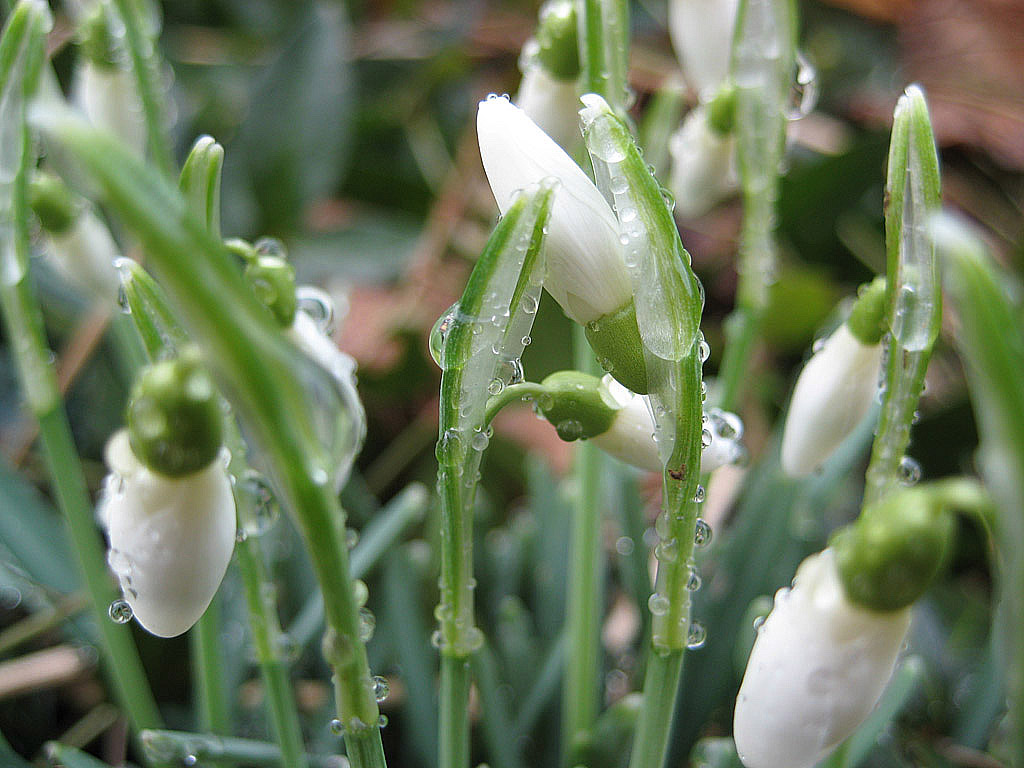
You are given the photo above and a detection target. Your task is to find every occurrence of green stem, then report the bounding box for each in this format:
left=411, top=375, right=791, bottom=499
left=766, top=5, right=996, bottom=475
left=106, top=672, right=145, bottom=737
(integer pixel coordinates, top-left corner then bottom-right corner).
left=0, top=3, right=162, bottom=743
left=577, top=0, right=630, bottom=113
left=191, top=602, right=230, bottom=738
left=562, top=326, right=606, bottom=767
left=40, top=114, right=384, bottom=768
left=715, top=306, right=760, bottom=413
left=140, top=730, right=343, bottom=768
left=109, top=0, right=174, bottom=177
left=483, top=382, right=549, bottom=427
left=440, top=655, right=472, bottom=768
left=0, top=592, right=89, bottom=656
left=236, top=537, right=309, bottom=768
left=627, top=651, right=683, bottom=768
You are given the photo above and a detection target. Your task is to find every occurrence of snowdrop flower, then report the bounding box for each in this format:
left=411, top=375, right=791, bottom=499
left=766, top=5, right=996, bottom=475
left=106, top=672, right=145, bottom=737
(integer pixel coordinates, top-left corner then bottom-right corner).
left=98, top=353, right=235, bottom=638
left=477, top=95, right=631, bottom=328
left=667, top=104, right=739, bottom=218
left=515, top=0, right=580, bottom=151
left=733, top=548, right=911, bottom=768
left=668, top=0, right=739, bottom=100
left=781, top=278, right=888, bottom=477
left=30, top=172, right=120, bottom=301
left=532, top=371, right=743, bottom=472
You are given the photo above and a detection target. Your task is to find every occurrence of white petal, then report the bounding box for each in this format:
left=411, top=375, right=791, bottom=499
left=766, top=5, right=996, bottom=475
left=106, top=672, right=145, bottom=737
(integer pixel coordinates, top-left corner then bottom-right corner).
left=476, top=96, right=632, bottom=324
left=515, top=65, right=581, bottom=152
left=734, top=549, right=911, bottom=768
left=592, top=376, right=743, bottom=472
left=73, top=61, right=147, bottom=158
left=780, top=324, right=883, bottom=477
left=668, top=105, right=739, bottom=218
left=668, top=0, right=740, bottom=99
left=47, top=207, right=121, bottom=301
left=100, top=452, right=236, bottom=638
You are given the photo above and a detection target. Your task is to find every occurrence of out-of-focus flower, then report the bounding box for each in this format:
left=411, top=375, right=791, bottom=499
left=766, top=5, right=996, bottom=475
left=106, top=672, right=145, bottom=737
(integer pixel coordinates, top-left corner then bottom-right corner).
left=667, top=104, right=739, bottom=219
left=668, top=0, right=740, bottom=100
left=780, top=322, right=883, bottom=477
left=733, top=548, right=911, bottom=768
left=477, top=95, right=632, bottom=327
left=99, top=355, right=235, bottom=638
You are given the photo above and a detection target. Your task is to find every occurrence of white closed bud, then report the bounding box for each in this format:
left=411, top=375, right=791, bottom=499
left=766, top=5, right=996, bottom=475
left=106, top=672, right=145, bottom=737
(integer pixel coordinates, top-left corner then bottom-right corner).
left=780, top=323, right=883, bottom=477
left=668, top=105, right=739, bottom=218
left=45, top=207, right=120, bottom=301
left=476, top=95, right=632, bottom=326
left=98, top=431, right=235, bottom=638
left=515, top=62, right=581, bottom=152
left=734, top=549, right=911, bottom=768
left=73, top=60, right=146, bottom=158
left=594, top=376, right=743, bottom=473
left=668, top=0, right=739, bottom=100
left=287, top=307, right=367, bottom=491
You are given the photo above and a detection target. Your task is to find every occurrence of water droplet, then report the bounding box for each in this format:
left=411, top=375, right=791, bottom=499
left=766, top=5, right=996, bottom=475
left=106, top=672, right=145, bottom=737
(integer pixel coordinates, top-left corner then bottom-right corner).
left=698, top=336, right=710, bottom=363
left=372, top=675, right=390, bottom=702
left=429, top=304, right=458, bottom=369
left=615, top=536, right=635, bottom=556
left=787, top=50, right=819, bottom=120
left=898, top=456, right=921, bottom=486
left=488, top=378, right=504, bottom=396
left=329, top=718, right=345, bottom=735
left=358, top=608, right=376, bottom=642
left=353, top=579, right=369, bottom=607
left=377, top=714, right=389, bottom=728
left=238, top=471, right=280, bottom=537
left=556, top=419, right=584, bottom=441
left=471, top=429, right=490, bottom=451
left=430, top=630, right=444, bottom=649
left=701, top=428, right=713, bottom=448
left=686, top=621, right=707, bottom=649
left=346, top=528, right=359, bottom=549
left=116, top=284, right=132, bottom=314
left=693, top=518, right=712, bottom=548
left=686, top=567, right=702, bottom=592
left=647, top=593, right=670, bottom=616
left=693, top=485, right=706, bottom=504
left=295, top=286, right=335, bottom=335
left=521, top=335, right=531, bottom=346
left=655, top=537, right=678, bottom=562
left=183, top=755, right=198, bottom=767
left=108, top=599, right=133, bottom=624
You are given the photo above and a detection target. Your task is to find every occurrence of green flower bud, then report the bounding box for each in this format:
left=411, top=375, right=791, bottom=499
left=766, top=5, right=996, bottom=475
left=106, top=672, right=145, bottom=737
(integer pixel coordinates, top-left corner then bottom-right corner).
left=245, top=254, right=297, bottom=327
left=846, top=275, right=888, bottom=345
left=127, top=349, right=224, bottom=477
left=831, top=486, right=955, bottom=612
left=537, top=371, right=618, bottom=441
left=535, top=0, right=579, bottom=81
left=706, top=84, right=736, bottom=136
left=585, top=301, right=649, bottom=394
left=29, top=172, right=78, bottom=233
left=79, top=3, right=120, bottom=69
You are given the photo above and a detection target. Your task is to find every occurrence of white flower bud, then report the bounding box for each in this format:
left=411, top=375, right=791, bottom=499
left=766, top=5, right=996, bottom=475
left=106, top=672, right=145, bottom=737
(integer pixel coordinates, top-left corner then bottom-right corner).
left=668, top=0, right=739, bottom=100
left=45, top=207, right=120, bottom=301
left=477, top=95, right=632, bottom=326
left=73, top=60, right=146, bottom=158
left=780, top=323, right=883, bottom=477
left=734, top=549, right=911, bottom=768
left=668, top=105, right=739, bottom=218
left=287, top=308, right=367, bottom=491
left=99, top=431, right=235, bottom=638
left=593, top=376, right=743, bottom=473
left=515, top=63, right=581, bottom=152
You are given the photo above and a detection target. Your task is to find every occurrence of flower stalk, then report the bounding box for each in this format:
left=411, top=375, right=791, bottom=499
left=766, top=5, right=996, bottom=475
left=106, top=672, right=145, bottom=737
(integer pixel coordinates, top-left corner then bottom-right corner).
left=433, top=184, right=553, bottom=768
left=38, top=111, right=382, bottom=767
left=0, top=0, right=163, bottom=741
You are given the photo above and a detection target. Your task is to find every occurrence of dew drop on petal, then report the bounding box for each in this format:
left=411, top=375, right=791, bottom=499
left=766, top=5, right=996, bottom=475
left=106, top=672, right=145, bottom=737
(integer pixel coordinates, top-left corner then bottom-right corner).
left=108, top=599, right=133, bottom=624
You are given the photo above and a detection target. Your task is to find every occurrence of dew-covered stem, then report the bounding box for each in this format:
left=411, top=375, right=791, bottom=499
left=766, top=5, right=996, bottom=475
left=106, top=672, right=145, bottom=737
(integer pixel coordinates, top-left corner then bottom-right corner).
left=435, top=186, right=552, bottom=768
left=39, top=112, right=383, bottom=768
left=863, top=86, right=941, bottom=507
left=580, top=96, right=705, bottom=768
left=0, top=2, right=163, bottom=742
left=139, top=729, right=345, bottom=768
left=716, top=0, right=796, bottom=412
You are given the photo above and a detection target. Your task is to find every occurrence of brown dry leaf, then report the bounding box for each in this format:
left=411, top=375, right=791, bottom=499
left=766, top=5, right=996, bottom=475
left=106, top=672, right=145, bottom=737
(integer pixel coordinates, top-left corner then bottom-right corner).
left=900, top=0, right=1024, bottom=169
